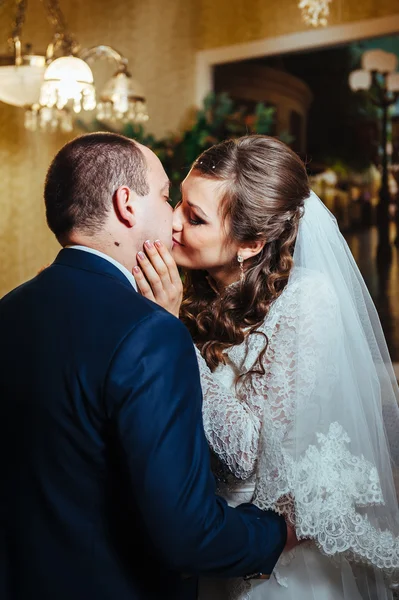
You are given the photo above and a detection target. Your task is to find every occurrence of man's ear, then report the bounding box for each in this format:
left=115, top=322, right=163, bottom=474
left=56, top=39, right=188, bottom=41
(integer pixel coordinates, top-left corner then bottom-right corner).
left=237, top=238, right=266, bottom=261
left=114, top=186, right=136, bottom=228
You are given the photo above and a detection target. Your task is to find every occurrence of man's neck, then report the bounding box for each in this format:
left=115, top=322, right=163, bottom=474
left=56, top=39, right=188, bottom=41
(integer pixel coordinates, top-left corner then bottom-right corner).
left=64, top=234, right=138, bottom=273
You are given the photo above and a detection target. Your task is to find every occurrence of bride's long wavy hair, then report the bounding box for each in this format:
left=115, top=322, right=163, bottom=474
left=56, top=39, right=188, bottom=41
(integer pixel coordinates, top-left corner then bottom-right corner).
left=180, top=135, right=310, bottom=375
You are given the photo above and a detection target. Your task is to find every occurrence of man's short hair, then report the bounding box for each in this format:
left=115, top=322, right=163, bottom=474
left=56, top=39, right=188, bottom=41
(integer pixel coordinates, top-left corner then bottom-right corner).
left=44, top=132, right=149, bottom=241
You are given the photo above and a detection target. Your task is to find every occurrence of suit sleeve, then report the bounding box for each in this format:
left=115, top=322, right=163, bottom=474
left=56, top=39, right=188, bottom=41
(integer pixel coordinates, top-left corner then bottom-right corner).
left=105, top=309, right=286, bottom=576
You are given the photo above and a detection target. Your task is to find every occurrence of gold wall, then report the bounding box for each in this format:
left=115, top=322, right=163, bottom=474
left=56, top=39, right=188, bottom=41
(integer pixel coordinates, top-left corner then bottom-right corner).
left=0, top=0, right=197, bottom=295
left=198, top=0, right=399, bottom=49
left=0, top=0, right=398, bottom=296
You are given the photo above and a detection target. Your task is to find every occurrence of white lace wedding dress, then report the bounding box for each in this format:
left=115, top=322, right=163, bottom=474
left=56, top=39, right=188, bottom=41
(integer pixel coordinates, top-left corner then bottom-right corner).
left=196, top=267, right=397, bottom=600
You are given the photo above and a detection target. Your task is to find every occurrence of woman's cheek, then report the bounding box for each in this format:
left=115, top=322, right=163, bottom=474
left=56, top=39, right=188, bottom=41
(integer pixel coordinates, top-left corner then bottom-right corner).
left=187, top=229, right=207, bottom=251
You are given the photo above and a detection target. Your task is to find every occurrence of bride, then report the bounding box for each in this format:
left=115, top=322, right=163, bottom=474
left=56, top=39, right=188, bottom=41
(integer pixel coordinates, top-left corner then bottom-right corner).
left=133, top=135, right=399, bottom=599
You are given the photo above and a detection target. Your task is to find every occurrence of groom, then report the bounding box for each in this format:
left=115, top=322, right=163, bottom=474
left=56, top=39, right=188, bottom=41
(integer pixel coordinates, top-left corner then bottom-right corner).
left=0, top=133, right=288, bottom=600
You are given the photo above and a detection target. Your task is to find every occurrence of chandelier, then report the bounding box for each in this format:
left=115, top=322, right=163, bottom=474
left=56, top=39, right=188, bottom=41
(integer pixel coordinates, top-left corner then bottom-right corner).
left=80, top=46, right=149, bottom=125
left=298, top=0, right=332, bottom=27
left=0, top=0, right=149, bottom=132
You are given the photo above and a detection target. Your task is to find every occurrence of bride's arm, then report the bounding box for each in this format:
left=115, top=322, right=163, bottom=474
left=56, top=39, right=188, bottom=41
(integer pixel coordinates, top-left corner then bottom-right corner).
left=131, top=240, right=262, bottom=480
left=195, top=347, right=262, bottom=480
left=192, top=275, right=338, bottom=485
left=193, top=276, right=337, bottom=491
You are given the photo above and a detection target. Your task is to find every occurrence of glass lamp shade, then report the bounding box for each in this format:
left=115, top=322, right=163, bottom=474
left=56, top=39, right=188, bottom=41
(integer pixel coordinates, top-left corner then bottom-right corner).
left=40, top=56, right=96, bottom=113
left=362, top=49, right=398, bottom=74
left=0, top=55, right=46, bottom=107
left=387, top=72, right=399, bottom=93
left=97, top=71, right=149, bottom=123
left=349, top=69, right=371, bottom=92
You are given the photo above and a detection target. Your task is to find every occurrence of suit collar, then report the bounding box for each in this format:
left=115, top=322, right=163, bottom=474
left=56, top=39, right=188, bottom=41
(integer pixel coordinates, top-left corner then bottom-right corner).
left=54, top=248, right=136, bottom=292
left=65, top=245, right=137, bottom=290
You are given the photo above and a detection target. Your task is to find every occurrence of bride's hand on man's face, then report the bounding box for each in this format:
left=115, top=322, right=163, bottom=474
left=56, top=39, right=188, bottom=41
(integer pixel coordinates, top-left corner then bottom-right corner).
left=133, top=239, right=183, bottom=318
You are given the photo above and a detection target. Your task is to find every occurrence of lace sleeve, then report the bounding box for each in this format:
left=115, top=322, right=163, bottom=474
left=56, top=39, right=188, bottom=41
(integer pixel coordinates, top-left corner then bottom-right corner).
left=195, top=347, right=261, bottom=480
left=251, top=272, right=399, bottom=570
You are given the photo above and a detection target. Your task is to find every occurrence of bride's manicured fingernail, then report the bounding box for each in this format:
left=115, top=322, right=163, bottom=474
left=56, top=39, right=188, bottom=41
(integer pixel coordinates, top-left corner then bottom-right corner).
left=144, top=240, right=153, bottom=249
left=133, top=266, right=140, bottom=274
left=154, top=240, right=162, bottom=248
left=138, top=252, right=145, bottom=260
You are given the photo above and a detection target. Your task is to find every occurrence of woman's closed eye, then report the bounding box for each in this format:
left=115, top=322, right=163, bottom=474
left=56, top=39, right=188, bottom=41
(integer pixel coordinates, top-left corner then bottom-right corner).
left=174, top=195, right=207, bottom=226
left=189, top=214, right=205, bottom=226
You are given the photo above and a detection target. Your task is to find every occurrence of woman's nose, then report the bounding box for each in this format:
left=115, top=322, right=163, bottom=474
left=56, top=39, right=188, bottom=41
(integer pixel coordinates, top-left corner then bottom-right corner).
left=172, top=204, right=183, bottom=232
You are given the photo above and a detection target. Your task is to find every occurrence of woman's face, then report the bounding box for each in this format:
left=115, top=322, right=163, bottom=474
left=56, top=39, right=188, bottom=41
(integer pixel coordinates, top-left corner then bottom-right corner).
left=172, top=172, right=238, bottom=272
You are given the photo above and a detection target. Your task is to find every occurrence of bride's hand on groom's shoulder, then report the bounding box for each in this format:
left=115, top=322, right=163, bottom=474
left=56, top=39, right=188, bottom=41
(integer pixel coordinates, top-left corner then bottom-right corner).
left=133, top=239, right=183, bottom=319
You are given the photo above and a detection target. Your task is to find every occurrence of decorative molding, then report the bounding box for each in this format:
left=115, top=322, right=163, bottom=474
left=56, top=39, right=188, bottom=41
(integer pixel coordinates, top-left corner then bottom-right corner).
left=195, top=14, right=399, bottom=105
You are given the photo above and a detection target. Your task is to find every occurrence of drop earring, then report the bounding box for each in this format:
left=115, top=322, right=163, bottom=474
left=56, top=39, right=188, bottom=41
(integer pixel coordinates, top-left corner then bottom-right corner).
left=237, top=254, right=245, bottom=283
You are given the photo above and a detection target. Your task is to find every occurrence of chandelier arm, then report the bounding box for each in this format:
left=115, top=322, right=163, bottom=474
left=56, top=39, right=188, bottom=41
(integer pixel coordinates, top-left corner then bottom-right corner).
left=41, top=0, right=78, bottom=56
left=10, top=0, right=27, bottom=40
left=8, top=0, right=28, bottom=64
left=79, top=45, right=129, bottom=71
left=45, top=35, right=68, bottom=62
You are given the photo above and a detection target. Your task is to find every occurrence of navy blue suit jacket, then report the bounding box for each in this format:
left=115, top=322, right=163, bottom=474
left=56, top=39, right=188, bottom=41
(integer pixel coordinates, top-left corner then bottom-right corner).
left=0, top=248, right=286, bottom=600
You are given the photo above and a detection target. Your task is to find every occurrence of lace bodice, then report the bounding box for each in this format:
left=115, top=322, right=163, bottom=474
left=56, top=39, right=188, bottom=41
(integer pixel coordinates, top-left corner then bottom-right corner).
left=196, top=267, right=399, bottom=573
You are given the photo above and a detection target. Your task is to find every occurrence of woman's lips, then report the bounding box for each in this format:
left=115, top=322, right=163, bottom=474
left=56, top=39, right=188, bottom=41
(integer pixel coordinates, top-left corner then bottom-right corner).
left=172, top=237, right=184, bottom=247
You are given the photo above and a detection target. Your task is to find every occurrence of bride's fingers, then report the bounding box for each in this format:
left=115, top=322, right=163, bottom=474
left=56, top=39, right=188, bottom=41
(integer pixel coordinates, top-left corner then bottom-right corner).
left=143, top=240, right=172, bottom=285
left=132, top=266, right=156, bottom=301
left=153, top=240, right=182, bottom=289
left=136, top=251, right=166, bottom=297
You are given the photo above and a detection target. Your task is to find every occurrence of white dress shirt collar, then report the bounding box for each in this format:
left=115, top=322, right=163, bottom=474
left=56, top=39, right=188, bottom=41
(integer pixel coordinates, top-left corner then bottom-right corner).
left=66, top=245, right=137, bottom=291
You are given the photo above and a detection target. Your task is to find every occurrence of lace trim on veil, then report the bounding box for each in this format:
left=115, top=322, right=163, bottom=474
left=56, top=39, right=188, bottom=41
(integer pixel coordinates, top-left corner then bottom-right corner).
left=254, top=421, right=399, bottom=570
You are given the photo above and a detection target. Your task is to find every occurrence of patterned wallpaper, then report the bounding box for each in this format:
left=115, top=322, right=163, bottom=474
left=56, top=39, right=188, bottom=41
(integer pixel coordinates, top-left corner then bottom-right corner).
left=0, top=0, right=398, bottom=296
